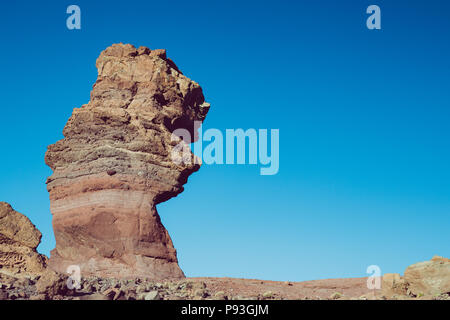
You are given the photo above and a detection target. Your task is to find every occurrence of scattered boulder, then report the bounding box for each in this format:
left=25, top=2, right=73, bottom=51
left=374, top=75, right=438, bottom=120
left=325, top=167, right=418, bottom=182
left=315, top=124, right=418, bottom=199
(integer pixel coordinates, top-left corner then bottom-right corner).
left=143, top=290, right=160, bottom=301
left=79, top=293, right=110, bottom=300
left=381, top=273, right=408, bottom=297
left=381, top=256, right=450, bottom=298
left=330, top=292, right=343, bottom=300
left=404, top=255, right=450, bottom=296
left=35, top=269, right=71, bottom=299
left=136, top=290, right=160, bottom=300
left=0, top=289, right=8, bottom=300
left=214, top=291, right=227, bottom=300
left=0, top=202, right=47, bottom=278
left=194, top=288, right=209, bottom=299
left=103, top=287, right=123, bottom=300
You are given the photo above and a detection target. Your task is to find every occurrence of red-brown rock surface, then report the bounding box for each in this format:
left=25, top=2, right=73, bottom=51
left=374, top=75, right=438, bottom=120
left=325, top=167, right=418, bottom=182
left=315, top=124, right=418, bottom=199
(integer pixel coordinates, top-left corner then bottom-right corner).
left=45, top=43, right=210, bottom=279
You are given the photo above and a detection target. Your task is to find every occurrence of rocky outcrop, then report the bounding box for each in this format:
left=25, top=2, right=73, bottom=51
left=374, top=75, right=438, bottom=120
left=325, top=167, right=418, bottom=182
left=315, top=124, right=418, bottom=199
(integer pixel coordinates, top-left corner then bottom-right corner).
left=0, top=202, right=47, bottom=278
left=34, top=269, right=72, bottom=299
left=382, top=255, right=450, bottom=298
left=44, top=43, right=210, bottom=279
left=404, top=255, right=450, bottom=296
left=381, top=273, right=408, bottom=297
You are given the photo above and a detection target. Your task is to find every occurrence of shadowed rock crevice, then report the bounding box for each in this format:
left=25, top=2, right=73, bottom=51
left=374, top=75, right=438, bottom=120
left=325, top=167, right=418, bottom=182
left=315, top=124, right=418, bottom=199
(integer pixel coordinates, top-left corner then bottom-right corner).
left=44, top=43, right=210, bottom=279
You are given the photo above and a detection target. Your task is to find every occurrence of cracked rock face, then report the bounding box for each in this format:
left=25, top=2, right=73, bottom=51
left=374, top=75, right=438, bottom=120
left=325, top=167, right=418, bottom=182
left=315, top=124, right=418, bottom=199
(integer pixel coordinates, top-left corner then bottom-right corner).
left=0, top=202, right=47, bottom=278
left=45, top=43, right=210, bottom=279
left=404, top=256, right=450, bottom=296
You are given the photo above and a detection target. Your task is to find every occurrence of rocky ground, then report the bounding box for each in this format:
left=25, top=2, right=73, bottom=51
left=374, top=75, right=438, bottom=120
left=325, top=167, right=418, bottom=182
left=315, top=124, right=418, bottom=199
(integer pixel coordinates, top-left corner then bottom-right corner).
left=1, top=272, right=449, bottom=301
left=1, top=202, right=449, bottom=301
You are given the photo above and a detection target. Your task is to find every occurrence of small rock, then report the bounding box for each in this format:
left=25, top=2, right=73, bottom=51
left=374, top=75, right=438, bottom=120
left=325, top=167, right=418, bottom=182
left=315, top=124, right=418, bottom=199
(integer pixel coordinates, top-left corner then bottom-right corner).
left=0, top=290, right=8, bottom=300
left=194, top=288, right=209, bottom=298
left=193, top=281, right=206, bottom=290
left=81, top=282, right=93, bottom=293
left=79, top=293, right=110, bottom=301
left=8, top=293, right=18, bottom=300
left=214, top=291, right=227, bottom=300
left=168, top=283, right=179, bottom=291
left=142, top=291, right=160, bottom=301
left=103, top=288, right=122, bottom=300
left=123, top=288, right=137, bottom=300
left=431, top=255, right=450, bottom=262
left=176, top=292, right=188, bottom=298
left=330, top=292, right=342, bottom=300
left=100, top=284, right=110, bottom=293
left=35, top=270, right=71, bottom=299
left=136, top=284, right=147, bottom=294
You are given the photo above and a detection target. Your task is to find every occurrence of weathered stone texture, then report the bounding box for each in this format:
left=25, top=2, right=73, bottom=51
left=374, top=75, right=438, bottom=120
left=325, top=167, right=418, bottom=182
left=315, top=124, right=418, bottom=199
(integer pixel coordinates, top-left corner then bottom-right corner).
left=45, top=43, right=210, bottom=279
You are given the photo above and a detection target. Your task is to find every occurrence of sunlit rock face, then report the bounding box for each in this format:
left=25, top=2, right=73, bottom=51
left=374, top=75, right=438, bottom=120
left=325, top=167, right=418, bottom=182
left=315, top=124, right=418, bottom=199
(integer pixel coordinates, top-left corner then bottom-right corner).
left=45, top=43, right=210, bottom=279
left=0, top=202, right=47, bottom=278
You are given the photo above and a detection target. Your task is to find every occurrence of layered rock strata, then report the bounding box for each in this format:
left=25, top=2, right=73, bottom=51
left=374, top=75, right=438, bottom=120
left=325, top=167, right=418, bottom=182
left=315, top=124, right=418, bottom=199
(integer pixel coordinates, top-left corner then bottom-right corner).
left=45, top=43, right=210, bottom=279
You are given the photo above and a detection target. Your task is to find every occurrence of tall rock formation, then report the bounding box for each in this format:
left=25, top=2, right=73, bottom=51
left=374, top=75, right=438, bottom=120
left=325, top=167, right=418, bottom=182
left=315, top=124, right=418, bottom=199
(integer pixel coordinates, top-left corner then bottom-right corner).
left=45, top=43, right=210, bottom=279
left=0, top=202, right=47, bottom=278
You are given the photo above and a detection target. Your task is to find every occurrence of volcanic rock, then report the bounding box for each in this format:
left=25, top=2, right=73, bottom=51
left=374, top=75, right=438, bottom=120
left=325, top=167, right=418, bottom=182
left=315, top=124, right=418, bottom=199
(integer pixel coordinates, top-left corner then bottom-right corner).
left=35, top=269, right=71, bottom=299
left=381, top=273, right=407, bottom=297
left=404, top=255, right=450, bottom=296
left=0, top=202, right=47, bottom=278
left=44, top=43, right=210, bottom=279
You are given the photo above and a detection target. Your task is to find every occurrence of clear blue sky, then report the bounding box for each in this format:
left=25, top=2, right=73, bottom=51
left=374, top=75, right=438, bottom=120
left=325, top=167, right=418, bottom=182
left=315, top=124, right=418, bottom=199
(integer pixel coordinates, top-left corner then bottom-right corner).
left=0, top=0, right=449, bottom=281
